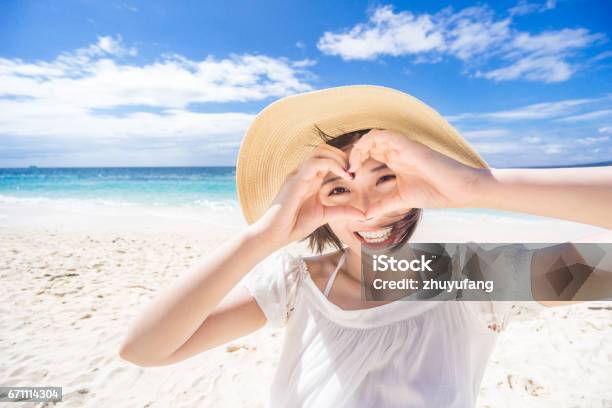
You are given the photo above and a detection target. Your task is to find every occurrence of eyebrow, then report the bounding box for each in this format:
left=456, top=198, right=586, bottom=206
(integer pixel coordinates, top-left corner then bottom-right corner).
left=321, top=163, right=389, bottom=186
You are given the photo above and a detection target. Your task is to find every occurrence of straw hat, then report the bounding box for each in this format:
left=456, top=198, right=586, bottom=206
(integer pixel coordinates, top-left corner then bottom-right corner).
left=236, top=84, right=489, bottom=225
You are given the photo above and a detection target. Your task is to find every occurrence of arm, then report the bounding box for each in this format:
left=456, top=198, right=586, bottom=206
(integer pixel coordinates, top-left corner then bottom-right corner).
left=346, top=129, right=612, bottom=229
left=344, top=130, right=612, bottom=308
left=119, top=144, right=362, bottom=366
left=474, top=167, right=612, bottom=307
left=118, top=228, right=280, bottom=367
left=475, top=166, right=612, bottom=229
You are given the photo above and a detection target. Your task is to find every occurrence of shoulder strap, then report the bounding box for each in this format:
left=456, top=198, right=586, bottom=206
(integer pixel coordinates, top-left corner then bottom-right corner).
left=323, top=251, right=348, bottom=298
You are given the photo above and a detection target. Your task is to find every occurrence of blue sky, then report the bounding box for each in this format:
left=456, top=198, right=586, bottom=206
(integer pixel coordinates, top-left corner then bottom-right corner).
left=1, top=0, right=611, bottom=168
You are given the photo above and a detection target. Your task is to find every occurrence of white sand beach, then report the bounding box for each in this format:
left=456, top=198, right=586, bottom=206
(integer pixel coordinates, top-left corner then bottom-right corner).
left=1, top=200, right=611, bottom=407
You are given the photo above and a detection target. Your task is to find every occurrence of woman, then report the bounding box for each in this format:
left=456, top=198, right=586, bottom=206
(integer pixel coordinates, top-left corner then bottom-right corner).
left=119, top=85, right=612, bottom=407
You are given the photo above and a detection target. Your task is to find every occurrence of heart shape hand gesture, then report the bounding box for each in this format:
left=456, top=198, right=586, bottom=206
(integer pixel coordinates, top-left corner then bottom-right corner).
left=250, top=128, right=490, bottom=249
left=347, top=129, right=490, bottom=219
left=249, top=144, right=366, bottom=249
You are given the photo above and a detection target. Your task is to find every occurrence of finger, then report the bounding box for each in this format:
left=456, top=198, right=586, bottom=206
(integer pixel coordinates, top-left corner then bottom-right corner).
left=301, top=157, right=352, bottom=182
left=365, top=193, right=412, bottom=219
left=347, top=132, right=389, bottom=172
left=363, top=129, right=409, bottom=151
left=369, top=131, right=433, bottom=167
left=322, top=205, right=367, bottom=223
left=368, top=143, right=394, bottom=164
left=280, top=157, right=351, bottom=215
left=274, top=166, right=318, bottom=213
left=347, top=142, right=373, bottom=173
left=312, top=144, right=349, bottom=169
left=350, top=130, right=427, bottom=174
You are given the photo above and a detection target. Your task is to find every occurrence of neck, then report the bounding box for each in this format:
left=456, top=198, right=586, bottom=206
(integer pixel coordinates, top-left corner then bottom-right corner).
left=344, top=246, right=363, bottom=283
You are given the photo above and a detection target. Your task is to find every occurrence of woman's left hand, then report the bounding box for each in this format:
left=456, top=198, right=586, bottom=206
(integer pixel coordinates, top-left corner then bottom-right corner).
left=347, top=129, right=491, bottom=218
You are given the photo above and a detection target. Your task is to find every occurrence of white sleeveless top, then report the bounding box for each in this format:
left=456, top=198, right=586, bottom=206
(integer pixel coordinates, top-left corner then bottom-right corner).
left=239, top=243, right=542, bottom=407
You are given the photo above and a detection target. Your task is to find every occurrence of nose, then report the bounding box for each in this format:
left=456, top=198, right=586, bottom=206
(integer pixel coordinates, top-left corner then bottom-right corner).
left=352, top=192, right=370, bottom=215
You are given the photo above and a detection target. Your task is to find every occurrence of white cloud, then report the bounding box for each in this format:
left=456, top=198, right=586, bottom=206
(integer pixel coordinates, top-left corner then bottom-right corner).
left=558, top=109, right=612, bottom=122
left=470, top=141, right=523, bottom=153
left=444, top=96, right=612, bottom=166
left=542, top=143, right=564, bottom=154
left=461, top=128, right=511, bottom=139
left=508, top=0, right=556, bottom=17
left=591, top=50, right=612, bottom=63
left=447, top=97, right=603, bottom=121
left=0, top=36, right=317, bottom=166
left=576, top=136, right=610, bottom=145
left=479, top=28, right=605, bottom=82
left=465, top=130, right=609, bottom=160
left=442, top=6, right=512, bottom=61
left=510, top=28, right=601, bottom=57
left=479, top=55, right=573, bottom=82
left=523, top=135, right=541, bottom=143
left=292, top=58, right=317, bottom=68
left=316, top=4, right=605, bottom=82
left=0, top=102, right=255, bottom=139
left=0, top=35, right=314, bottom=141
left=95, top=35, right=137, bottom=56
left=317, top=5, right=445, bottom=60
left=465, top=132, right=545, bottom=153
left=467, top=133, right=563, bottom=155
left=117, top=3, right=139, bottom=13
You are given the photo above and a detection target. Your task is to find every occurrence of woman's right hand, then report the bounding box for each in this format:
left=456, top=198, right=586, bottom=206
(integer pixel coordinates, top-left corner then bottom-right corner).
left=248, top=144, right=367, bottom=248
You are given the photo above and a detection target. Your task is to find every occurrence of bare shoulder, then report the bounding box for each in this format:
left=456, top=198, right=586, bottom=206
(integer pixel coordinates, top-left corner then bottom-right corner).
left=301, top=251, right=344, bottom=290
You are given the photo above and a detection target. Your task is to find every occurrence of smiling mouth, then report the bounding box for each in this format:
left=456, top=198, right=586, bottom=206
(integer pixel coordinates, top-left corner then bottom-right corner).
left=353, top=224, right=402, bottom=250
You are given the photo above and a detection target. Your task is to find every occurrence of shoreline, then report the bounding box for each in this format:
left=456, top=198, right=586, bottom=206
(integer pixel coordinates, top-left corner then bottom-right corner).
left=0, top=195, right=606, bottom=241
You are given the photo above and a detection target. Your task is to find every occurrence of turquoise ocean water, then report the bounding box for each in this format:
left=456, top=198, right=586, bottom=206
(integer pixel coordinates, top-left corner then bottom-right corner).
left=1, top=162, right=610, bottom=217
left=0, top=167, right=238, bottom=210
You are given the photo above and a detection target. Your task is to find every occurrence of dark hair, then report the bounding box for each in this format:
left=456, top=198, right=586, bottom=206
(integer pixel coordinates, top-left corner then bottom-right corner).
left=301, top=125, right=422, bottom=254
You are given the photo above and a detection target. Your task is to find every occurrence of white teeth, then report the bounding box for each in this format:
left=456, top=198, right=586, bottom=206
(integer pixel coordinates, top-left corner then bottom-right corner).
left=357, top=226, right=392, bottom=243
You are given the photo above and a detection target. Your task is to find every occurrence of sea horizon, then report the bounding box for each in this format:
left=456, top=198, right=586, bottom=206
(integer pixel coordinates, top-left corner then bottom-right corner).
left=2, top=158, right=612, bottom=169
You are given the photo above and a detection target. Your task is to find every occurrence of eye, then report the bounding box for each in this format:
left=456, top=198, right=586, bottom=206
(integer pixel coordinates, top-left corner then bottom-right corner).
left=328, top=186, right=348, bottom=196
left=328, top=174, right=396, bottom=196
left=377, top=174, right=396, bottom=185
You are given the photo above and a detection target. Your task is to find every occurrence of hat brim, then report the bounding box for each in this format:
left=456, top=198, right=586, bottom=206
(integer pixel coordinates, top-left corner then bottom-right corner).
left=236, top=85, right=488, bottom=225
